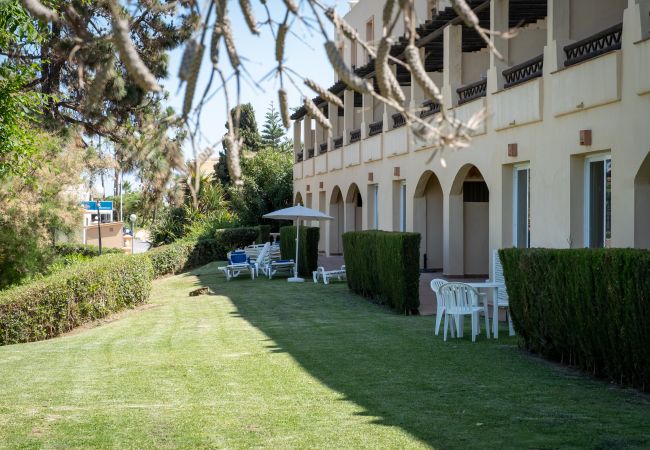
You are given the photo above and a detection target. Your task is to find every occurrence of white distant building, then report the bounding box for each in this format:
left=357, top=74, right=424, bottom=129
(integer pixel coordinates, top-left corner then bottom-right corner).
left=290, top=0, right=650, bottom=277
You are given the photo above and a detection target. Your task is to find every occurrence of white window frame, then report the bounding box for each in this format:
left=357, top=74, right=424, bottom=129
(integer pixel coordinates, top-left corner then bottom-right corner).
left=583, top=153, right=612, bottom=248
left=399, top=182, right=407, bottom=232
left=512, top=164, right=530, bottom=248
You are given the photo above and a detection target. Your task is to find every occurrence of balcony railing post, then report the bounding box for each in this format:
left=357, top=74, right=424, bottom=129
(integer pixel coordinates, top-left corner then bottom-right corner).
left=361, top=92, right=373, bottom=139
left=637, top=0, right=650, bottom=41
left=293, top=118, right=302, bottom=157
left=546, top=0, right=571, bottom=71
left=489, top=0, right=510, bottom=92
left=302, top=117, right=313, bottom=155
left=443, top=24, right=463, bottom=109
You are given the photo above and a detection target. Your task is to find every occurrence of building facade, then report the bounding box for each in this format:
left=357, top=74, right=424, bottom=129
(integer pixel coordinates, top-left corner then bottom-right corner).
left=291, top=0, right=650, bottom=277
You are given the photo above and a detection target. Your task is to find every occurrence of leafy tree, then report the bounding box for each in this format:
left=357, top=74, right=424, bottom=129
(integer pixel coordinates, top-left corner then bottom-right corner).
left=4, top=0, right=190, bottom=148
left=224, top=103, right=261, bottom=153
left=260, top=102, right=290, bottom=151
left=216, top=103, right=262, bottom=186
left=0, top=64, right=46, bottom=180
left=229, top=148, right=293, bottom=226
left=150, top=174, right=237, bottom=246
left=0, top=132, right=89, bottom=288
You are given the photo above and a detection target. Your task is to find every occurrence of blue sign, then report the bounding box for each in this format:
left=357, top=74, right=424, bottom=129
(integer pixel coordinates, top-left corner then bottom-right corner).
left=82, top=201, right=113, bottom=211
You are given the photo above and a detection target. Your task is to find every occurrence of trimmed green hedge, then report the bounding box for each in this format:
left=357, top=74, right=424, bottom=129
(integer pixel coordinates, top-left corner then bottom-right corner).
left=256, top=225, right=271, bottom=244
left=213, top=227, right=260, bottom=248
left=343, top=231, right=420, bottom=314
left=146, top=238, right=229, bottom=278
left=500, top=248, right=650, bottom=390
left=0, top=254, right=153, bottom=345
left=280, top=226, right=319, bottom=277
left=0, top=225, right=268, bottom=346
left=148, top=226, right=264, bottom=277
left=53, top=243, right=122, bottom=257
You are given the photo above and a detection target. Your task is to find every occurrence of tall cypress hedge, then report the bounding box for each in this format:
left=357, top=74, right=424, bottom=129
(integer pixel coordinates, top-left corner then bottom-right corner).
left=279, top=225, right=319, bottom=277
left=343, top=231, right=420, bottom=314
left=500, top=248, right=650, bottom=390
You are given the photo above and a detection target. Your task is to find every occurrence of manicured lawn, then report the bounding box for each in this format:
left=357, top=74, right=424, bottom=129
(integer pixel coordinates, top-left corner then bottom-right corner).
left=1, top=262, right=649, bottom=449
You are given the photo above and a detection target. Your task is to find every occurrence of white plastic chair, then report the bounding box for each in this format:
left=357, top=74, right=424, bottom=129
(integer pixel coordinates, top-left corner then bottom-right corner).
left=491, top=250, right=515, bottom=338
left=439, top=282, right=489, bottom=342
left=430, top=279, right=448, bottom=336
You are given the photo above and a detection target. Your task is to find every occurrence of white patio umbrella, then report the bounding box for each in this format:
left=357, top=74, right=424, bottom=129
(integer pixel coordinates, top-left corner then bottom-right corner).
left=263, top=204, right=333, bottom=282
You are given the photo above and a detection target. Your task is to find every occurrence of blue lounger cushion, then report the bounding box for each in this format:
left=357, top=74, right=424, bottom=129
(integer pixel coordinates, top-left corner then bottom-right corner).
left=229, top=252, right=248, bottom=264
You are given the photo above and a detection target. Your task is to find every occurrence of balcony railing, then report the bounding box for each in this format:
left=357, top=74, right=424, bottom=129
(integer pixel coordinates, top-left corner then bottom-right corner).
left=420, top=100, right=441, bottom=118
left=296, top=151, right=303, bottom=162
left=368, top=120, right=383, bottom=136
left=306, top=148, right=314, bottom=159
left=392, top=112, right=406, bottom=128
left=564, top=23, right=623, bottom=67
left=334, top=136, right=343, bottom=148
left=350, top=128, right=361, bottom=143
left=503, top=54, right=543, bottom=89
left=457, top=79, right=487, bottom=105
left=319, top=142, right=328, bottom=154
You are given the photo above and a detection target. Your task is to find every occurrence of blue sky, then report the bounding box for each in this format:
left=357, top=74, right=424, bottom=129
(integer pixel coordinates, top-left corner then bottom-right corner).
left=160, top=1, right=350, bottom=158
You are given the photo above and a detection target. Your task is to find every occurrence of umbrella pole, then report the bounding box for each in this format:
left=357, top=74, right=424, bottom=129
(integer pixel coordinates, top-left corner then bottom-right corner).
left=289, top=216, right=304, bottom=282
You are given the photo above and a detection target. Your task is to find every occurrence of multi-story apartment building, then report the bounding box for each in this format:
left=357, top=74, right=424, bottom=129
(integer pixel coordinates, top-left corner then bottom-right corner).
left=291, top=0, right=650, bottom=277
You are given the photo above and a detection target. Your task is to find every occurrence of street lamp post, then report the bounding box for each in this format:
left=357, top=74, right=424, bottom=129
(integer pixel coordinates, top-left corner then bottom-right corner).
left=130, top=214, right=137, bottom=255
left=96, top=201, right=103, bottom=255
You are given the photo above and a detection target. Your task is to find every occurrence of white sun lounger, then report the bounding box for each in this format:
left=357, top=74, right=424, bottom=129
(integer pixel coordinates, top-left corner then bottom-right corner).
left=218, top=250, right=254, bottom=281
left=261, top=243, right=295, bottom=279
left=312, top=265, right=346, bottom=284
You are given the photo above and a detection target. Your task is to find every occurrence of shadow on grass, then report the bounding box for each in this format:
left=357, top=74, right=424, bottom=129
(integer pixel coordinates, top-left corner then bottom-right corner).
left=193, top=263, right=650, bottom=449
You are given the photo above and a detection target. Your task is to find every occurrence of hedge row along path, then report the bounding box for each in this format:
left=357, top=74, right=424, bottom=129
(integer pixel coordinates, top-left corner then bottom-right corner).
left=0, top=262, right=649, bottom=448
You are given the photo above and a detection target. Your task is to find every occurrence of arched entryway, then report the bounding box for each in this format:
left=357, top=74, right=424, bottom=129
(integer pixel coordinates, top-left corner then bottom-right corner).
left=413, top=171, right=443, bottom=271
left=635, top=152, right=650, bottom=249
left=329, top=186, right=344, bottom=254
left=345, top=183, right=363, bottom=232
left=449, top=165, right=490, bottom=276
left=294, top=192, right=303, bottom=206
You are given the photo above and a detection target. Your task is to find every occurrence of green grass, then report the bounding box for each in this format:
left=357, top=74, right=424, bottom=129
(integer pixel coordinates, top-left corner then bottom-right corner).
left=0, top=262, right=649, bottom=449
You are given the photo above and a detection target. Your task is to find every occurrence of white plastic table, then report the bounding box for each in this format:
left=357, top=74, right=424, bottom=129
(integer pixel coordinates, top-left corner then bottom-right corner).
left=466, top=282, right=506, bottom=339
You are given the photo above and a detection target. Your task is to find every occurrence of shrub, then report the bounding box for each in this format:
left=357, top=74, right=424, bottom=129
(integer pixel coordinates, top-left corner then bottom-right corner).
left=500, top=248, right=650, bottom=390
left=53, top=243, right=122, bottom=257
left=0, top=254, right=153, bottom=345
left=280, top=226, right=319, bottom=277
left=146, top=240, right=195, bottom=277
left=256, top=225, right=271, bottom=243
left=213, top=227, right=259, bottom=249
left=146, top=226, right=262, bottom=278
left=150, top=206, right=187, bottom=246
left=343, top=231, right=421, bottom=314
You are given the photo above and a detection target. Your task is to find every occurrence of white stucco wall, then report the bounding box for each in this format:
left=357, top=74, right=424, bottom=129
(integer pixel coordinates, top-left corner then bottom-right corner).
left=293, top=0, right=650, bottom=276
